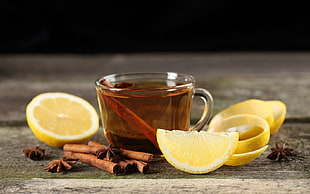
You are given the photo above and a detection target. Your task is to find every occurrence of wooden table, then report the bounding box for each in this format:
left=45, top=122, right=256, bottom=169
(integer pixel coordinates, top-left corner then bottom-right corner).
left=0, top=53, right=309, bottom=193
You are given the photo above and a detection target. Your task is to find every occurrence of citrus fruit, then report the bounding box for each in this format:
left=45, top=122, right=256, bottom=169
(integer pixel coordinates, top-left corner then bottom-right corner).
left=208, top=114, right=270, bottom=154
left=267, top=101, right=286, bottom=134
left=26, top=92, right=99, bottom=147
left=156, top=129, right=239, bottom=174
left=225, top=145, right=269, bottom=166
left=209, top=99, right=274, bottom=128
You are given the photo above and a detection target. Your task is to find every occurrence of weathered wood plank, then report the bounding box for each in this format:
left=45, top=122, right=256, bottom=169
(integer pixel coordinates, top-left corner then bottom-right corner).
left=1, top=53, right=309, bottom=122
left=1, top=53, right=310, bottom=78
left=0, top=53, right=309, bottom=192
left=0, top=73, right=309, bottom=122
left=1, top=178, right=309, bottom=193
left=200, top=74, right=310, bottom=118
left=0, top=122, right=308, bottom=180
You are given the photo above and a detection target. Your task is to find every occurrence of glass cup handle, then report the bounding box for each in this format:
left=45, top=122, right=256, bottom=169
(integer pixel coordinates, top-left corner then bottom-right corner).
left=189, top=88, right=214, bottom=131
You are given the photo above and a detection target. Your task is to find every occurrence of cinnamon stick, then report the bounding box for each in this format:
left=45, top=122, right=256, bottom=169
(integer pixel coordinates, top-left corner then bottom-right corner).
left=120, top=149, right=153, bottom=162
left=125, top=159, right=149, bottom=174
left=100, top=79, right=114, bottom=87
left=87, top=141, right=107, bottom=149
left=64, top=151, right=124, bottom=175
left=63, top=144, right=99, bottom=155
left=118, top=160, right=136, bottom=173
left=99, top=80, right=159, bottom=149
left=88, top=141, right=153, bottom=162
left=102, top=95, right=158, bottom=148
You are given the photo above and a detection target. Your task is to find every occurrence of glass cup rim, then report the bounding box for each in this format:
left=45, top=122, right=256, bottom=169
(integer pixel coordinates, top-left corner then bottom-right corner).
left=95, top=72, right=195, bottom=92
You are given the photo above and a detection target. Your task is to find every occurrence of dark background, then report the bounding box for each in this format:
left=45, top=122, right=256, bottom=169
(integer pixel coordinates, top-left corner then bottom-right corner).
left=0, top=1, right=309, bottom=53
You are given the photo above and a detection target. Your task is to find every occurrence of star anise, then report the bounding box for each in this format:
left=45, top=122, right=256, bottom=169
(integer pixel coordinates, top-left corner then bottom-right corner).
left=44, top=157, right=78, bottom=173
left=96, top=144, right=123, bottom=162
left=267, top=144, right=297, bottom=162
left=23, top=146, right=45, bottom=160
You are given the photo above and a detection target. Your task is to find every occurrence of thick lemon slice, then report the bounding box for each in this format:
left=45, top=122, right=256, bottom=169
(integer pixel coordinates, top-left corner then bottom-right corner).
left=225, top=145, right=269, bottom=166
left=26, top=92, right=99, bottom=147
left=267, top=101, right=286, bottom=134
left=208, top=114, right=270, bottom=154
left=209, top=99, right=274, bottom=128
left=156, top=129, right=239, bottom=174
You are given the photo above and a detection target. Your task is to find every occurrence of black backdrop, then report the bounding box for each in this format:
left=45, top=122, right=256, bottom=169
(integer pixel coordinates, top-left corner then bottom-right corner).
left=1, top=1, right=309, bottom=53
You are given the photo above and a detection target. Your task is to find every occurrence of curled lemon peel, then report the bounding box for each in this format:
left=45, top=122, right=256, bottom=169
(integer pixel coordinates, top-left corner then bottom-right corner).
left=209, top=99, right=274, bottom=129
left=267, top=101, right=286, bottom=134
left=209, top=114, right=270, bottom=154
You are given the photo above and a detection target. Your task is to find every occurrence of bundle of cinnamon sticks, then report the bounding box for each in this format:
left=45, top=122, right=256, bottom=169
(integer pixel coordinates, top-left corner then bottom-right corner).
left=63, top=141, right=153, bottom=175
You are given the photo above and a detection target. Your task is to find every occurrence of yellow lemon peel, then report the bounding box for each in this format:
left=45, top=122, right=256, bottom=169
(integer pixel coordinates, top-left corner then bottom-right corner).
left=209, top=114, right=270, bottom=154
left=225, top=145, right=269, bottom=166
left=267, top=101, right=287, bottom=134
left=209, top=99, right=274, bottom=128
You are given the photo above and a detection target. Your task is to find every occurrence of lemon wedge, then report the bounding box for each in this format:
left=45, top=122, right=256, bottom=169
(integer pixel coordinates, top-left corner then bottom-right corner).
left=209, top=99, right=274, bottom=128
left=156, top=129, right=239, bottom=174
left=225, top=145, right=269, bottom=166
left=26, top=92, right=99, bottom=147
left=267, top=101, right=286, bottom=134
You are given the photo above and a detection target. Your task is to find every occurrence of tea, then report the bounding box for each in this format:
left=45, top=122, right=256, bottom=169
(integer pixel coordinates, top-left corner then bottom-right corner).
left=96, top=79, right=193, bottom=154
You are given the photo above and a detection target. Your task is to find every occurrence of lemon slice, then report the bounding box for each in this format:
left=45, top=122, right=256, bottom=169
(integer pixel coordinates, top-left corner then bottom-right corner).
left=208, top=114, right=270, bottom=154
left=225, top=145, right=269, bottom=166
left=26, top=92, right=99, bottom=147
left=156, top=129, right=239, bottom=174
left=209, top=99, right=274, bottom=128
left=267, top=101, right=286, bottom=134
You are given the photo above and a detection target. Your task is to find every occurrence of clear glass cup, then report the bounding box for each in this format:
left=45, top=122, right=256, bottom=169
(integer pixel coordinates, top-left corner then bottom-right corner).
left=95, top=72, right=213, bottom=154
